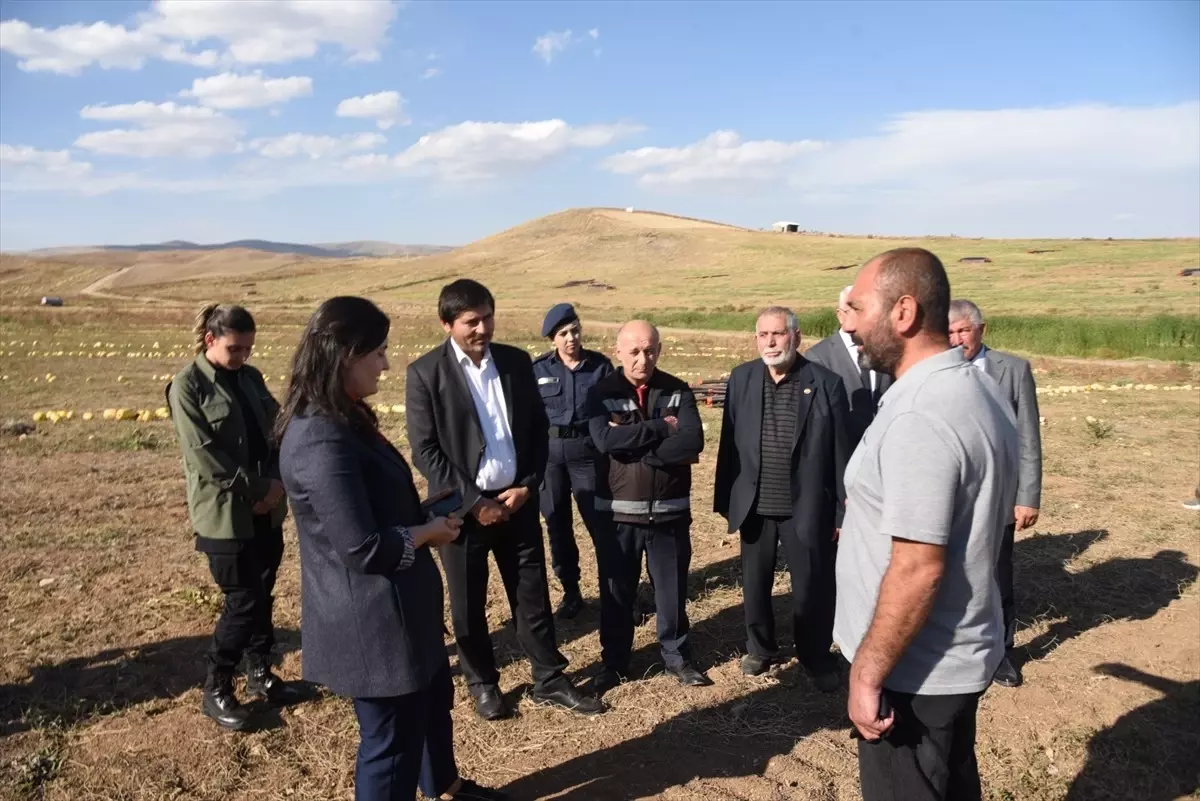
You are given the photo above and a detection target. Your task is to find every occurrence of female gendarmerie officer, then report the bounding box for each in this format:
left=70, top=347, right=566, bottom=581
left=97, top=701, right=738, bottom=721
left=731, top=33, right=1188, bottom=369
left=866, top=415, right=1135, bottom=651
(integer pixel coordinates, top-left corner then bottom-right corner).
left=166, top=303, right=303, bottom=731
left=532, top=303, right=614, bottom=618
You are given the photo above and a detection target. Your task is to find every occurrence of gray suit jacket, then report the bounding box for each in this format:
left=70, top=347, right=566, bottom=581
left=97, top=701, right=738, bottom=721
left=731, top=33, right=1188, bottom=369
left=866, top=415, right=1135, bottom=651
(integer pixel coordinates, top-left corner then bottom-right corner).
left=980, top=348, right=1043, bottom=509
left=805, top=333, right=893, bottom=446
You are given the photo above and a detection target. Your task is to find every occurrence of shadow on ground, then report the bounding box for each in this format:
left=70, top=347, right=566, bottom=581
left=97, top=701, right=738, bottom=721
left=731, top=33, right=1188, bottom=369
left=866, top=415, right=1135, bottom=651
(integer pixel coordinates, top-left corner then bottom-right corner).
left=0, top=630, right=302, bottom=736
left=1014, top=530, right=1199, bottom=663
left=1065, top=663, right=1200, bottom=801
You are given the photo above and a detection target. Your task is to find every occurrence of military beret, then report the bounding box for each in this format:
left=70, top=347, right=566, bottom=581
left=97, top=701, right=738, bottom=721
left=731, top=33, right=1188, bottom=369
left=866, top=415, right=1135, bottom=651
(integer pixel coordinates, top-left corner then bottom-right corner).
left=541, top=303, right=579, bottom=338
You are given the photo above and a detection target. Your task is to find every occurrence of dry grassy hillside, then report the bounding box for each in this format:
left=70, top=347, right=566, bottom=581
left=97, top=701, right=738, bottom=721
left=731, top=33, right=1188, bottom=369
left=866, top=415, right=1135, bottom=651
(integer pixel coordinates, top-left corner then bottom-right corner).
left=3, top=209, right=1197, bottom=320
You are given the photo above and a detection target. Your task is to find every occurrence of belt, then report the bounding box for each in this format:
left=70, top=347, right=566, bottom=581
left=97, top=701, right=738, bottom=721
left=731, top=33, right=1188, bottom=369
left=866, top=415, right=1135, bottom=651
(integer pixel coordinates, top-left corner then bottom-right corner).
left=549, top=425, right=581, bottom=439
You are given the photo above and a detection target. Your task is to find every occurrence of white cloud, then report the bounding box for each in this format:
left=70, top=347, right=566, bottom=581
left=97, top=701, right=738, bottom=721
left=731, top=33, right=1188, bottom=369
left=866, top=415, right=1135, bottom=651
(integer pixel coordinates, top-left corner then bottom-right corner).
left=181, top=71, right=312, bottom=109
left=75, top=102, right=242, bottom=159
left=393, top=119, right=643, bottom=181
left=533, top=30, right=573, bottom=64
left=604, top=130, right=824, bottom=186
left=0, top=0, right=398, bottom=75
left=588, top=29, right=600, bottom=40
left=80, top=101, right=224, bottom=123
left=420, top=66, right=441, bottom=80
left=250, top=132, right=386, bottom=160
left=336, top=91, right=407, bottom=130
left=0, top=145, right=93, bottom=177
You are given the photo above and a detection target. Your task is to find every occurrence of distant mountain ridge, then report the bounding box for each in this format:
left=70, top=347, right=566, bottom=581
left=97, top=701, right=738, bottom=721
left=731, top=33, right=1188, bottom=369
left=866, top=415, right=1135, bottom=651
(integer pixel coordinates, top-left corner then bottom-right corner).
left=28, top=239, right=454, bottom=259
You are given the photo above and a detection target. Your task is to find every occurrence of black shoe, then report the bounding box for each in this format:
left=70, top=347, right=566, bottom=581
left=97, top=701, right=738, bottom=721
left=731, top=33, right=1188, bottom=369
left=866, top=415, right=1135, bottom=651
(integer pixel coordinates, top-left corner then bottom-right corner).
left=556, top=587, right=584, bottom=620
left=471, top=686, right=510, bottom=721
left=202, top=677, right=250, bottom=731
left=666, top=662, right=714, bottom=687
left=530, top=679, right=605, bottom=715
left=447, top=779, right=512, bottom=800
left=245, top=662, right=305, bottom=705
left=591, top=666, right=629, bottom=697
left=993, top=654, right=1023, bottom=688
left=740, top=654, right=774, bottom=676
left=809, top=668, right=841, bottom=694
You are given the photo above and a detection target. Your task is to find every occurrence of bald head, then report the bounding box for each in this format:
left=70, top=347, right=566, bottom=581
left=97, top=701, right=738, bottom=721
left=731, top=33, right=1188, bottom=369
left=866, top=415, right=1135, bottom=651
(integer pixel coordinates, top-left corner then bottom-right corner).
left=863, top=248, right=950, bottom=338
left=617, top=319, right=660, bottom=348
left=616, top=319, right=662, bottom=386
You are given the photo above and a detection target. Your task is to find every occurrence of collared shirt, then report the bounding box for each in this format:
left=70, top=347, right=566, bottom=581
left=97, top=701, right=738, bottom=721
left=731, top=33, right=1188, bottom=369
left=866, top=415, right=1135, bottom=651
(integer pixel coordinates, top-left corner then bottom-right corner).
left=533, top=348, right=613, bottom=429
left=969, top=344, right=989, bottom=373
left=755, top=360, right=801, bottom=517
left=449, top=338, right=518, bottom=490
left=840, top=329, right=876, bottom=393
left=834, top=347, right=1019, bottom=695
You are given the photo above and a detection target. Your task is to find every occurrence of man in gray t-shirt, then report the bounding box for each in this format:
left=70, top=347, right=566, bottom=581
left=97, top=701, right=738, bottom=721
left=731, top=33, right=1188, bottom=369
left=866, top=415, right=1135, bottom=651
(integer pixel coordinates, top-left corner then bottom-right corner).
left=834, top=248, right=1019, bottom=801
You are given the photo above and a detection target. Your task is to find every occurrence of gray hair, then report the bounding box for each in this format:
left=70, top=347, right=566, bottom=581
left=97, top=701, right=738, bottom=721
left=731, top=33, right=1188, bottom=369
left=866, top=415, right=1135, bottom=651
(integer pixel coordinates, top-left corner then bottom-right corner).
left=758, top=305, right=799, bottom=333
left=948, top=299, right=984, bottom=327
left=837, top=285, right=852, bottom=311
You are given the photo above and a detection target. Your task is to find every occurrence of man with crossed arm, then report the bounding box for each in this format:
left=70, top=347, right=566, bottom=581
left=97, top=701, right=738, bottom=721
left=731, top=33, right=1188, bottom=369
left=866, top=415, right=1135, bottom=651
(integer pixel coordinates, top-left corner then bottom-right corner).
left=834, top=248, right=1019, bottom=801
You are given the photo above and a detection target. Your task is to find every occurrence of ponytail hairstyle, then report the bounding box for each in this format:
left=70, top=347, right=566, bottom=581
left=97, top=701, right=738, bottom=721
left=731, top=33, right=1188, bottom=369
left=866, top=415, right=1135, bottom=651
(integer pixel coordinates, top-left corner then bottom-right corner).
left=193, top=303, right=256, bottom=354
left=273, top=296, right=390, bottom=443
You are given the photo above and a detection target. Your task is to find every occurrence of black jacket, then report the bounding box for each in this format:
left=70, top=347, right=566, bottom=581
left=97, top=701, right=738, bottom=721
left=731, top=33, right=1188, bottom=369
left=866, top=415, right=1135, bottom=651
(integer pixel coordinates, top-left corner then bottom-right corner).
left=587, top=368, right=704, bottom=525
left=714, top=356, right=852, bottom=536
left=280, top=413, right=447, bottom=698
left=406, top=340, right=550, bottom=514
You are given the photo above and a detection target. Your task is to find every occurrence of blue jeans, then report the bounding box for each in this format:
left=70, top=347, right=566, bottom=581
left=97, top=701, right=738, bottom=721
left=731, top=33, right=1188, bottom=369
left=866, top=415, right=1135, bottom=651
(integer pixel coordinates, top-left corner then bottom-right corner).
left=352, top=667, right=458, bottom=800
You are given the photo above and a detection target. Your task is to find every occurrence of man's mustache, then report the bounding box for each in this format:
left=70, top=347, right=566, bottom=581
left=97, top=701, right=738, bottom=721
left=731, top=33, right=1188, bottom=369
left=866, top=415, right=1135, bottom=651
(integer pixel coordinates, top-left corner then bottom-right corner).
left=850, top=334, right=865, bottom=348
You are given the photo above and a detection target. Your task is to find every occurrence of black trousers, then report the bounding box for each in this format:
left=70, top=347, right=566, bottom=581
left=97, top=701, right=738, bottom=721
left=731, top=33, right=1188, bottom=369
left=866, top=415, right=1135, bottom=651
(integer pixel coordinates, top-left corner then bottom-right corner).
left=740, top=513, right=836, bottom=669
left=604, top=519, right=693, bottom=671
left=998, top=522, right=1016, bottom=650
left=204, top=526, right=284, bottom=679
left=857, top=689, right=984, bottom=801
left=539, top=438, right=606, bottom=591
left=352, top=666, right=459, bottom=801
left=439, top=497, right=568, bottom=692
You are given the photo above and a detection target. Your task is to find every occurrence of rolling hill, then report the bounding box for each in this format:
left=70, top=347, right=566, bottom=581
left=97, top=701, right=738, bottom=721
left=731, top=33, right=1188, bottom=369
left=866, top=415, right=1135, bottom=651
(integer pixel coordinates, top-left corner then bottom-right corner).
left=24, top=239, right=453, bottom=259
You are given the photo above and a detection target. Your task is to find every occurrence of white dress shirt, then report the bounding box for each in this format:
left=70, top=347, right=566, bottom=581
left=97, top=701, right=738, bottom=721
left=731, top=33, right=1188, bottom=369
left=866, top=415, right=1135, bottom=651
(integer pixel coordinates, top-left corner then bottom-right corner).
left=450, top=338, right=518, bottom=490
left=839, top=329, right=876, bottom=392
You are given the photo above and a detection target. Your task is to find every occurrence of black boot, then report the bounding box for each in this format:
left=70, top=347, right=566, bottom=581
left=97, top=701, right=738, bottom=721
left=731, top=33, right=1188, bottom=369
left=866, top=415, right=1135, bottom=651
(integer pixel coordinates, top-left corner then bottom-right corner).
left=555, top=584, right=584, bottom=619
left=245, top=657, right=305, bottom=705
left=202, top=671, right=250, bottom=731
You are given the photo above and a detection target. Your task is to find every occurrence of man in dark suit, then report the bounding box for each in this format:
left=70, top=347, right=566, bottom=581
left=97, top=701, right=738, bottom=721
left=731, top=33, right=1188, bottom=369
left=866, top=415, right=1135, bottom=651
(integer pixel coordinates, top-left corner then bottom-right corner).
left=406, top=279, right=602, bottom=720
left=714, top=306, right=852, bottom=691
left=806, top=285, right=893, bottom=446
left=949, top=298, right=1043, bottom=688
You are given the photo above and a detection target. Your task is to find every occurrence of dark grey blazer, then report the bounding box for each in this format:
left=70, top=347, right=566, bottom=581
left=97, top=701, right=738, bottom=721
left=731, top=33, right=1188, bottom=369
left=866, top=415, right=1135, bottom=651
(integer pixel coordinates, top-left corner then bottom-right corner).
left=805, top=332, right=893, bottom=446
left=280, top=412, right=447, bottom=699
left=980, top=348, right=1043, bottom=509
left=713, top=356, right=852, bottom=536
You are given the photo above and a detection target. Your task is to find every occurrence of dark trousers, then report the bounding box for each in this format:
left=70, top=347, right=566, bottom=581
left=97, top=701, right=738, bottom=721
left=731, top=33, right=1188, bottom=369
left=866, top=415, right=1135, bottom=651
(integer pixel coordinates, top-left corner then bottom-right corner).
left=997, top=522, right=1016, bottom=650
left=740, top=513, right=836, bottom=669
left=605, top=519, right=693, bottom=670
left=204, top=526, right=284, bottom=678
left=439, top=497, right=569, bottom=692
left=540, top=438, right=606, bottom=591
left=352, top=667, right=458, bottom=801
left=857, top=689, right=983, bottom=801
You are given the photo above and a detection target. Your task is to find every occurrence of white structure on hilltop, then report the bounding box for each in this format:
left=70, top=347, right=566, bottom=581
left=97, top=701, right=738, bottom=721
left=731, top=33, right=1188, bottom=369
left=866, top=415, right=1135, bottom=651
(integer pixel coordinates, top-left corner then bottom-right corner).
left=772, top=221, right=800, bottom=233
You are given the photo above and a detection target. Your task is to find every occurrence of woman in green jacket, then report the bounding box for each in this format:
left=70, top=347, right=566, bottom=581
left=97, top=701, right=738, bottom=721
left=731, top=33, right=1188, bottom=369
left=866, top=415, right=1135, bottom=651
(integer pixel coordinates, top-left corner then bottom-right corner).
left=167, top=303, right=302, bottom=730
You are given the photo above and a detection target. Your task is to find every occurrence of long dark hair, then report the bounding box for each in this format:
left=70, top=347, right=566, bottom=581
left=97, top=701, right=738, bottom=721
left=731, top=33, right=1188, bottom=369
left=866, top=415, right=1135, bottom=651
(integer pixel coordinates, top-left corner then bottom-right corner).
left=274, top=296, right=390, bottom=442
left=193, top=303, right=255, bottom=354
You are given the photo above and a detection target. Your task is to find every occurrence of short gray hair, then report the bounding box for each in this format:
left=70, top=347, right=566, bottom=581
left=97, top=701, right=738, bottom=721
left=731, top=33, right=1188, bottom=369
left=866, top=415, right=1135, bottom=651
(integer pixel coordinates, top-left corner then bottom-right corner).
left=948, top=299, right=984, bottom=327
left=837, top=285, right=852, bottom=310
left=758, top=305, right=799, bottom=333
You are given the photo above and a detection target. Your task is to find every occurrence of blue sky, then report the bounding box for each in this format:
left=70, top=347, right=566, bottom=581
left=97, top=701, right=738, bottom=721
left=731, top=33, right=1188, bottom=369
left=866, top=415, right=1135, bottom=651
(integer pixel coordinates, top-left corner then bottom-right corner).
left=1, top=0, right=1197, bottom=249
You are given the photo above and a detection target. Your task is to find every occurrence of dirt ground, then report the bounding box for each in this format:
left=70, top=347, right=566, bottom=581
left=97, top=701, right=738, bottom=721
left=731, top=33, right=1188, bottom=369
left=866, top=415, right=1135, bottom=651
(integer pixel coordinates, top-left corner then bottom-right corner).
left=1, top=307, right=1197, bottom=801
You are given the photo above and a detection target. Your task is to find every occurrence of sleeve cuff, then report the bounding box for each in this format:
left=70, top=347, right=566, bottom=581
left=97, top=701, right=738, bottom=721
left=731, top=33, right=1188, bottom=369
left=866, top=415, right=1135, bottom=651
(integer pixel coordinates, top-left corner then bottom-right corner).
left=392, top=526, right=416, bottom=571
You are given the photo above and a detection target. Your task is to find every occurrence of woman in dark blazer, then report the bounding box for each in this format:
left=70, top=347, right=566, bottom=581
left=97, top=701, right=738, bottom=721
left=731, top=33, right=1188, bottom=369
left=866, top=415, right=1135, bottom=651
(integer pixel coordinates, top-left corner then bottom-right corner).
left=276, top=296, right=508, bottom=801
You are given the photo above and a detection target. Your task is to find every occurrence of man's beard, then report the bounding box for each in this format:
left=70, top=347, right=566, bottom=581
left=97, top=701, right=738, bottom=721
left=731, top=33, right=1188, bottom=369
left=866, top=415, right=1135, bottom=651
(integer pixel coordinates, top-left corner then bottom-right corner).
left=760, top=340, right=797, bottom=368
left=853, top=318, right=902, bottom=376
